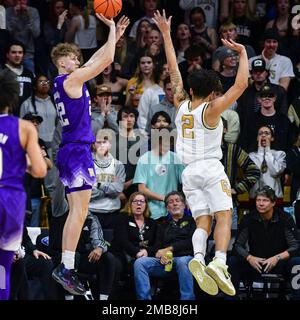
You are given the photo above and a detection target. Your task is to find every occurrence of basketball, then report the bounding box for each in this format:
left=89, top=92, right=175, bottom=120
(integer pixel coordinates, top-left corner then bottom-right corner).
left=94, top=0, right=122, bottom=19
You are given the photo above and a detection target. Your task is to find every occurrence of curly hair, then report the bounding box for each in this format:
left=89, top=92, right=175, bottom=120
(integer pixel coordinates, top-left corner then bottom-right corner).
left=51, top=43, right=80, bottom=66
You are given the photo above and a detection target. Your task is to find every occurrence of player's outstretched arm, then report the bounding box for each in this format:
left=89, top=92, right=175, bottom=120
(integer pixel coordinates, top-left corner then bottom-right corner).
left=152, top=10, right=188, bottom=108
left=207, top=39, right=248, bottom=121
left=20, top=120, right=47, bottom=178
left=68, top=14, right=117, bottom=85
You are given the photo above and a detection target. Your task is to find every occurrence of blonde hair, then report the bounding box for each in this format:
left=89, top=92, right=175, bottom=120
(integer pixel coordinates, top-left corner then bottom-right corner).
left=122, top=192, right=150, bottom=218
left=51, top=43, right=81, bottom=66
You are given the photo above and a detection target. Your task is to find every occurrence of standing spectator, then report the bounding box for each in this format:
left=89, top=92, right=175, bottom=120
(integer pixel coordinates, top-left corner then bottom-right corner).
left=20, top=75, right=57, bottom=148
left=4, top=40, right=34, bottom=116
left=6, top=0, right=40, bottom=73
left=134, top=191, right=196, bottom=300
left=179, top=0, right=219, bottom=29
left=128, top=0, right=159, bottom=40
left=218, top=48, right=238, bottom=92
left=91, top=84, right=119, bottom=134
left=228, top=186, right=300, bottom=300
left=237, top=58, right=288, bottom=129
left=174, top=23, right=191, bottom=64
left=248, top=29, right=295, bottom=91
left=239, top=85, right=296, bottom=152
left=133, top=128, right=184, bottom=221
left=89, top=129, right=125, bottom=229
left=249, top=126, right=286, bottom=200
left=65, top=0, right=97, bottom=63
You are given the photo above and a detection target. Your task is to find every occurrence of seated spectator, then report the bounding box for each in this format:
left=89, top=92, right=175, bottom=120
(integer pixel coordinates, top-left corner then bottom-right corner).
left=239, top=85, right=296, bottom=152
left=91, top=84, right=119, bottom=135
left=133, top=191, right=196, bottom=300
left=221, top=118, right=260, bottom=229
left=77, top=212, right=119, bottom=301
left=89, top=129, right=125, bottom=229
left=228, top=186, right=300, bottom=300
left=248, top=29, right=294, bottom=91
left=133, top=127, right=184, bottom=221
left=111, top=192, right=160, bottom=278
left=249, top=126, right=286, bottom=201
left=237, top=58, right=288, bottom=129
left=10, top=226, right=58, bottom=300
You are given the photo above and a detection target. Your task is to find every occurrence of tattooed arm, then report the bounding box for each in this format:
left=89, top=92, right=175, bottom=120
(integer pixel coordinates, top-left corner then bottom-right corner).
left=152, top=10, right=188, bottom=108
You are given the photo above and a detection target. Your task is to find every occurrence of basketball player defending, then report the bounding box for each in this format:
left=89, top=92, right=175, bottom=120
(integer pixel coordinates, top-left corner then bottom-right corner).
left=153, top=10, right=248, bottom=296
left=51, top=14, right=130, bottom=295
left=0, top=70, right=47, bottom=300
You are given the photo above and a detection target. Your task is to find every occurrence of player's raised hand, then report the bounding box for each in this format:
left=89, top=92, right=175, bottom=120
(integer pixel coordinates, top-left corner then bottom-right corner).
left=221, top=38, right=245, bottom=54
left=152, top=9, right=172, bottom=35
left=116, top=15, right=130, bottom=41
left=96, top=13, right=115, bottom=28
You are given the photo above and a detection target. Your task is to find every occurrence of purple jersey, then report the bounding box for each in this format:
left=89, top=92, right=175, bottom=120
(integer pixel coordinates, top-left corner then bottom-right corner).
left=53, top=74, right=95, bottom=145
left=0, top=115, right=26, bottom=191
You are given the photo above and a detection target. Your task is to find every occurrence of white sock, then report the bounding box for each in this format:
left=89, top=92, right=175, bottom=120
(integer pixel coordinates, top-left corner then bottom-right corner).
left=61, top=251, right=65, bottom=264
left=100, top=294, right=109, bottom=300
left=192, top=228, right=208, bottom=265
left=62, top=250, right=75, bottom=270
left=215, top=251, right=227, bottom=265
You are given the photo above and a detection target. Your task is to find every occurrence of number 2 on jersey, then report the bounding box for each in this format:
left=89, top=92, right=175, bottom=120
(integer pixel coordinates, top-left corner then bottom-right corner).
left=182, top=115, right=195, bottom=139
left=0, top=147, right=3, bottom=180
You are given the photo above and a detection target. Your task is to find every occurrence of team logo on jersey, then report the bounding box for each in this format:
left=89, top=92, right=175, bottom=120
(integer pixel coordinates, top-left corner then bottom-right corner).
left=155, top=164, right=167, bottom=176
left=221, top=179, right=232, bottom=197
left=88, top=168, right=95, bottom=177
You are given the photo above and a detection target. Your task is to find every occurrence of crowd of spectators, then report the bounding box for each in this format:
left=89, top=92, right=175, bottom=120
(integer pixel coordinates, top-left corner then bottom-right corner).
left=1, top=0, right=300, bottom=300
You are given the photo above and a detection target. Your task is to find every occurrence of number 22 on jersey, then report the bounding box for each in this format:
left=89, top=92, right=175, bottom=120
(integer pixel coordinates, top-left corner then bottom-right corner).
left=182, top=115, right=195, bottom=139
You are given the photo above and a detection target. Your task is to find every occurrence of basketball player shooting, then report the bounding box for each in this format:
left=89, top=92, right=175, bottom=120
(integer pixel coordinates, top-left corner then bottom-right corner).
left=51, top=14, right=129, bottom=295
left=152, top=10, right=248, bottom=296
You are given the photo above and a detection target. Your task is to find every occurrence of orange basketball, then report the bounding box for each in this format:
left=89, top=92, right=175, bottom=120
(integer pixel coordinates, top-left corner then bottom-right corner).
left=94, top=0, right=122, bottom=19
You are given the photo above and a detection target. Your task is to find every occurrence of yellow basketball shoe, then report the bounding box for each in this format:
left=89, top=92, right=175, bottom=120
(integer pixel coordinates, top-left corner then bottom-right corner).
left=205, top=257, right=236, bottom=296
left=188, top=259, right=219, bottom=296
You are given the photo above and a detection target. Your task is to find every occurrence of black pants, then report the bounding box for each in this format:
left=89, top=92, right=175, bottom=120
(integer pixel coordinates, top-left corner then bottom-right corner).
left=228, top=255, right=300, bottom=299
left=78, top=251, right=118, bottom=297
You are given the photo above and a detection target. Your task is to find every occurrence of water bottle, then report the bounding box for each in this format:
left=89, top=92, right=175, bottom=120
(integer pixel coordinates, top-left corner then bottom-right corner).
left=165, top=251, right=173, bottom=272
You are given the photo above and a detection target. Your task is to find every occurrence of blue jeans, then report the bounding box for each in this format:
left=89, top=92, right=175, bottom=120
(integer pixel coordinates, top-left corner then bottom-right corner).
left=134, top=256, right=195, bottom=300
left=30, top=198, right=41, bottom=227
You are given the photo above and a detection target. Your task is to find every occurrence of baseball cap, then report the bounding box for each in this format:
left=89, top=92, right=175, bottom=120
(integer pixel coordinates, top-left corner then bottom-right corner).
left=251, top=58, right=267, bottom=72
left=96, top=84, right=112, bottom=96
left=23, top=112, right=43, bottom=124
left=219, top=48, right=237, bottom=63
left=257, top=85, right=276, bottom=97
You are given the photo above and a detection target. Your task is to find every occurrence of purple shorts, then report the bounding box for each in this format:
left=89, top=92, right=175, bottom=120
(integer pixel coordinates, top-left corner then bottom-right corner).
left=57, top=143, right=96, bottom=192
left=0, top=189, right=26, bottom=251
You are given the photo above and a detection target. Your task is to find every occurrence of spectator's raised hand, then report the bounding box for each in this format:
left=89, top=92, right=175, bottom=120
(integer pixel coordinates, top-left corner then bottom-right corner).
left=57, top=9, right=68, bottom=29
left=221, top=38, right=245, bottom=54
left=152, top=10, right=172, bottom=35
left=116, top=15, right=130, bottom=41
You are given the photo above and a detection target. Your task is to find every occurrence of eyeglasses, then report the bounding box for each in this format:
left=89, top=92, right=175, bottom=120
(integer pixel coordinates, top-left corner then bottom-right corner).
left=132, top=199, right=146, bottom=204
left=38, top=80, right=50, bottom=85
left=258, top=131, right=271, bottom=136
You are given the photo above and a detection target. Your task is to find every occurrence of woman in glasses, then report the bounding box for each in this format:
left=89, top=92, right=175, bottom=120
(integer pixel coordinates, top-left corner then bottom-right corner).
left=19, top=75, right=58, bottom=149
left=110, top=192, right=160, bottom=284
left=249, top=125, right=286, bottom=203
